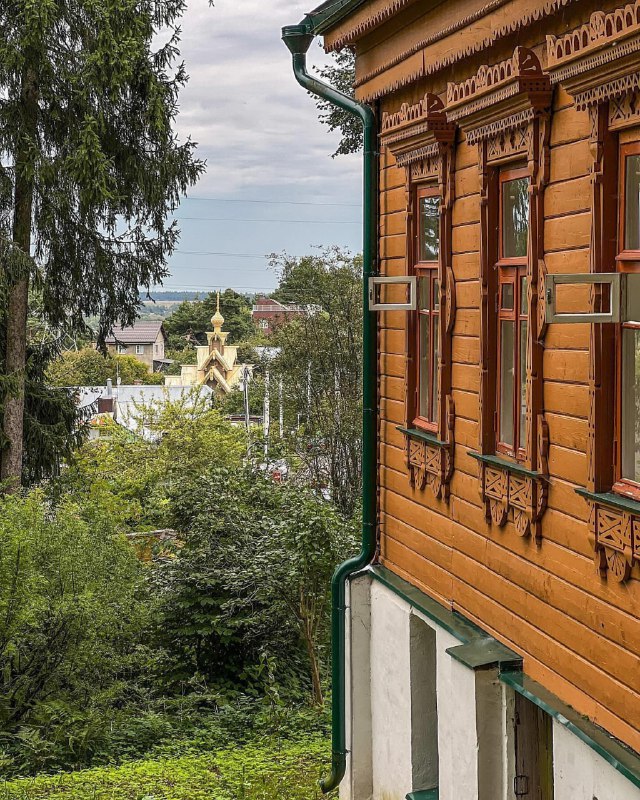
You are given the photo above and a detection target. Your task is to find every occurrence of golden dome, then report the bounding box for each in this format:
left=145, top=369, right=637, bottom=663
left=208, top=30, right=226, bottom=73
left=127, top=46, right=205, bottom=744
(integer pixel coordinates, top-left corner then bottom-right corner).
left=211, top=291, right=224, bottom=329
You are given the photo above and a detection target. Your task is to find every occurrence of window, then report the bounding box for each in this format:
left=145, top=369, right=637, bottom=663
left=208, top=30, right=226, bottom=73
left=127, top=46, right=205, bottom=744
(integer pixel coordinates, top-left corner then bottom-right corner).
left=497, top=168, right=529, bottom=458
left=259, top=319, right=269, bottom=330
left=616, top=143, right=640, bottom=498
left=136, top=344, right=144, bottom=355
left=117, top=344, right=127, bottom=354
left=413, top=186, right=441, bottom=431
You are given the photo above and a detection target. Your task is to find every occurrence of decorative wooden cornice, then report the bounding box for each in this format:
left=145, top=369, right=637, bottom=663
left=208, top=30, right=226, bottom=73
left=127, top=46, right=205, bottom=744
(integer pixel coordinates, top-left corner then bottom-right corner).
left=445, top=48, right=551, bottom=146
left=577, top=490, right=640, bottom=582
left=546, top=2, right=640, bottom=111
left=325, top=0, right=421, bottom=52
left=400, top=398, right=455, bottom=501
left=381, top=93, right=455, bottom=166
left=472, top=421, right=549, bottom=541
left=355, top=0, right=576, bottom=103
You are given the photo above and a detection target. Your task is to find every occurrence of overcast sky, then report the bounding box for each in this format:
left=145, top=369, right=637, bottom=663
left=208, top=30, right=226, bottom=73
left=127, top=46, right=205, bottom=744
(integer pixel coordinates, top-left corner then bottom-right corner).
left=155, top=0, right=363, bottom=296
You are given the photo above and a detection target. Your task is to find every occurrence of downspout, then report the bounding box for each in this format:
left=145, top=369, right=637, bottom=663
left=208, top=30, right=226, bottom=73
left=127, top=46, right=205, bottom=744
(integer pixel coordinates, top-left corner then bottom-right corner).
left=281, top=23, right=378, bottom=795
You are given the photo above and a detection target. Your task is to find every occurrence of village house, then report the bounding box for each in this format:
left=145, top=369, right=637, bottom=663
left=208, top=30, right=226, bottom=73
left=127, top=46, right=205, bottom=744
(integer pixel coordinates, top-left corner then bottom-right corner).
left=251, top=296, right=306, bottom=335
left=283, top=1, right=640, bottom=799
left=105, top=321, right=169, bottom=372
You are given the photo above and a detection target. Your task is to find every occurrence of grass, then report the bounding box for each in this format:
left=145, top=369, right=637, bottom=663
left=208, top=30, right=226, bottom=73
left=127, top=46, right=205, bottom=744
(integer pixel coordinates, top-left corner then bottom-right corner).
left=0, top=737, right=332, bottom=800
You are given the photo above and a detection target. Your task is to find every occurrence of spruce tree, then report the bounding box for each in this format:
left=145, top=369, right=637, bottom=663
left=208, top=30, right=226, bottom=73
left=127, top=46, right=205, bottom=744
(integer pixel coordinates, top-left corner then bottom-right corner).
left=0, top=0, right=204, bottom=487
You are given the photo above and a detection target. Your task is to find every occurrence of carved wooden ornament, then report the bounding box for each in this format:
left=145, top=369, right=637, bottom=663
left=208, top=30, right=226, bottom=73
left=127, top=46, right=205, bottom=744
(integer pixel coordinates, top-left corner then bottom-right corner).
left=382, top=94, right=457, bottom=500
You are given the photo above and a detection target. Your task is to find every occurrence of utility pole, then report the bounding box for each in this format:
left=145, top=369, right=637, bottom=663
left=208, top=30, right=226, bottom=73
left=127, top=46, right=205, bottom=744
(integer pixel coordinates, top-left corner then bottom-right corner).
left=264, top=367, right=270, bottom=457
left=243, top=365, right=251, bottom=432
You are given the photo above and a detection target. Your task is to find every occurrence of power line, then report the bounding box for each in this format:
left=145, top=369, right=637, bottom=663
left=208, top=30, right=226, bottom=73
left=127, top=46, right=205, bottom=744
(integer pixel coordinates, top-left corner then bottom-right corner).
left=181, top=197, right=361, bottom=207
left=174, top=216, right=360, bottom=224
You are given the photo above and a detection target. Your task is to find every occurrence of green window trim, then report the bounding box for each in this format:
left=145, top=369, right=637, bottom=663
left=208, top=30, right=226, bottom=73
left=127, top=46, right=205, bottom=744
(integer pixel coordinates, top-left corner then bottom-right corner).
left=500, top=671, right=640, bottom=789
left=576, top=487, right=640, bottom=516
left=469, top=451, right=545, bottom=481
left=397, top=426, right=449, bottom=449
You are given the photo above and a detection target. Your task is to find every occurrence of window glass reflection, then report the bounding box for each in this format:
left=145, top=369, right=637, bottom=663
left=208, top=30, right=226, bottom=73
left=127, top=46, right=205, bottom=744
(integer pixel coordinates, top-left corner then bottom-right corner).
left=625, top=154, right=640, bottom=252
left=500, top=320, right=515, bottom=447
left=621, top=328, right=640, bottom=483
left=420, top=195, right=440, bottom=262
left=419, top=313, right=430, bottom=419
left=519, top=319, right=528, bottom=449
left=502, top=177, right=529, bottom=259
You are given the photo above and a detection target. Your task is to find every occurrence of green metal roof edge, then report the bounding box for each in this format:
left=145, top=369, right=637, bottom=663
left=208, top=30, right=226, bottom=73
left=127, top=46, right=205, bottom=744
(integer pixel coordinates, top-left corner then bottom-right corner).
left=500, top=671, right=640, bottom=789
left=406, top=789, right=439, bottom=800
left=306, top=0, right=369, bottom=35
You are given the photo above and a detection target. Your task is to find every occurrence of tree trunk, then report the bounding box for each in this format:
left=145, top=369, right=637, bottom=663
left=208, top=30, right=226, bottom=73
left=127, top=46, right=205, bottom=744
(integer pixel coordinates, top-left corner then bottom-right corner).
left=1, top=65, right=37, bottom=491
left=301, top=616, right=323, bottom=706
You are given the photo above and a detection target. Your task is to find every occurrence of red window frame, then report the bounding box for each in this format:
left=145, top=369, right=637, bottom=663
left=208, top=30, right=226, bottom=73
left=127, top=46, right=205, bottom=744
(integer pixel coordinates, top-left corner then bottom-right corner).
left=614, top=142, right=640, bottom=500
left=413, top=185, right=441, bottom=433
left=496, top=166, right=529, bottom=460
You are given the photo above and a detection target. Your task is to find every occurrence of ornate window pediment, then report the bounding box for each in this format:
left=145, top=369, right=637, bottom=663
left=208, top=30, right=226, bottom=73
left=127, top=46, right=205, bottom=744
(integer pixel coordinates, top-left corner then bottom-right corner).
left=546, top=2, right=640, bottom=115
left=446, top=47, right=552, bottom=154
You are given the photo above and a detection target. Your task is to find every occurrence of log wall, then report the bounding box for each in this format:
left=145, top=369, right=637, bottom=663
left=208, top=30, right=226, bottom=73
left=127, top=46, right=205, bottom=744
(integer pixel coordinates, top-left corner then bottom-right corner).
left=369, top=2, right=640, bottom=754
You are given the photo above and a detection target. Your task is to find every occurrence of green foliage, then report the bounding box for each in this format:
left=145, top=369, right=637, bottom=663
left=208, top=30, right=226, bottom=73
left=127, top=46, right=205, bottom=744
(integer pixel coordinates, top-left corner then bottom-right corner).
left=0, top=0, right=204, bottom=338
left=47, top=348, right=164, bottom=387
left=56, top=395, right=246, bottom=529
left=0, top=492, right=149, bottom=775
left=269, top=248, right=363, bottom=515
left=314, top=49, right=360, bottom=157
left=0, top=736, right=333, bottom=799
left=163, top=291, right=255, bottom=350
left=161, top=467, right=356, bottom=704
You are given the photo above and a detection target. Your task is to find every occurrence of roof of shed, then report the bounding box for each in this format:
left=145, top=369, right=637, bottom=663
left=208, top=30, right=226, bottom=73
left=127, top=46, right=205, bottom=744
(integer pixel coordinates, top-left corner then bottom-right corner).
left=105, top=321, right=164, bottom=345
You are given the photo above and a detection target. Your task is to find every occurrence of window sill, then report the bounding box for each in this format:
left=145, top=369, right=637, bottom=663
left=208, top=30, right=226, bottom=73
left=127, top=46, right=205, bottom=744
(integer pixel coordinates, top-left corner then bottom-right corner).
left=397, top=426, right=448, bottom=448
left=469, top=451, right=545, bottom=481
left=576, top=487, right=640, bottom=516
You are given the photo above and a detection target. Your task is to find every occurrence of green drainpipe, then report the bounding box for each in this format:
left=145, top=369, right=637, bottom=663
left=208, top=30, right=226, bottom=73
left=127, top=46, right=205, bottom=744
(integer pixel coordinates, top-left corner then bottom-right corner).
left=282, top=22, right=378, bottom=795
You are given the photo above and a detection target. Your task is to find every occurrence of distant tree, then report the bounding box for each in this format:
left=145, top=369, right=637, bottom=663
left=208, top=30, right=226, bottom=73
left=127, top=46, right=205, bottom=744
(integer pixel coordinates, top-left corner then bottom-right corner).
left=0, top=0, right=204, bottom=488
left=269, top=248, right=362, bottom=516
left=163, top=290, right=255, bottom=348
left=47, top=348, right=164, bottom=387
left=315, top=49, right=361, bottom=157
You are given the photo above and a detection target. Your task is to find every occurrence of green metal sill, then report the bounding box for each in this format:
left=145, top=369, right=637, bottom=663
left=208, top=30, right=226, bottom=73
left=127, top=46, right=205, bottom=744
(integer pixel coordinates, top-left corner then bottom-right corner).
left=397, top=426, right=448, bottom=448
left=469, top=451, right=545, bottom=481
left=406, top=789, right=438, bottom=800
left=501, top=671, right=640, bottom=789
left=367, top=565, right=522, bottom=671
left=576, top=487, right=640, bottom=516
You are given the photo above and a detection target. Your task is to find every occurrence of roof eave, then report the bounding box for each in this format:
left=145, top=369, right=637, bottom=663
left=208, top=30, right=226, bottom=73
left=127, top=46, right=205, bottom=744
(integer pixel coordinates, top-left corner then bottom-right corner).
left=306, top=0, right=368, bottom=35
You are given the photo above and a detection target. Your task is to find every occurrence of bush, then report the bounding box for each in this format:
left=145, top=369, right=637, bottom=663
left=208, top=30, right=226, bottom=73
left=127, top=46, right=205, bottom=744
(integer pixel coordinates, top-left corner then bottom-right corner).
left=0, top=492, right=150, bottom=776
left=0, top=736, right=333, bottom=799
left=47, top=348, right=163, bottom=387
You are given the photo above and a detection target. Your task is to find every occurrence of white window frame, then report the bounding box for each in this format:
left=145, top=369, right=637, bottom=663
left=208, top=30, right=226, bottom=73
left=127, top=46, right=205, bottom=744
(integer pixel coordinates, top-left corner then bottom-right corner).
left=544, top=273, right=634, bottom=324
left=135, top=344, right=144, bottom=355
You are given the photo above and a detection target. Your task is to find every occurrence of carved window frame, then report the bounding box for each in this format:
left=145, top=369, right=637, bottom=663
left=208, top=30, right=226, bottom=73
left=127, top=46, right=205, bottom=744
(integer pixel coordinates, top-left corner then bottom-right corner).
left=446, top=46, right=551, bottom=540
left=497, top=166, right=531, bottom=460
left=413, top=185, right=441, bottom=433
left=546, top=2, right=640, bottom=580
left=380, top=93, right=456, bottom=501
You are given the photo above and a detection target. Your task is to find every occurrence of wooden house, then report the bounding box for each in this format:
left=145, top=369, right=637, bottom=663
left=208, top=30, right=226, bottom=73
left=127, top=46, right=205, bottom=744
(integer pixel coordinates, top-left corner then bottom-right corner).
left=284, top=1, right=640, bottom=799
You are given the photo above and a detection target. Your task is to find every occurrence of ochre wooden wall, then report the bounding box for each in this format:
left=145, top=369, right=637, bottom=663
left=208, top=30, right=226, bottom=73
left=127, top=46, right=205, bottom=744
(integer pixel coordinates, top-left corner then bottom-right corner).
left=375, top=59, right=640, bottom=756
